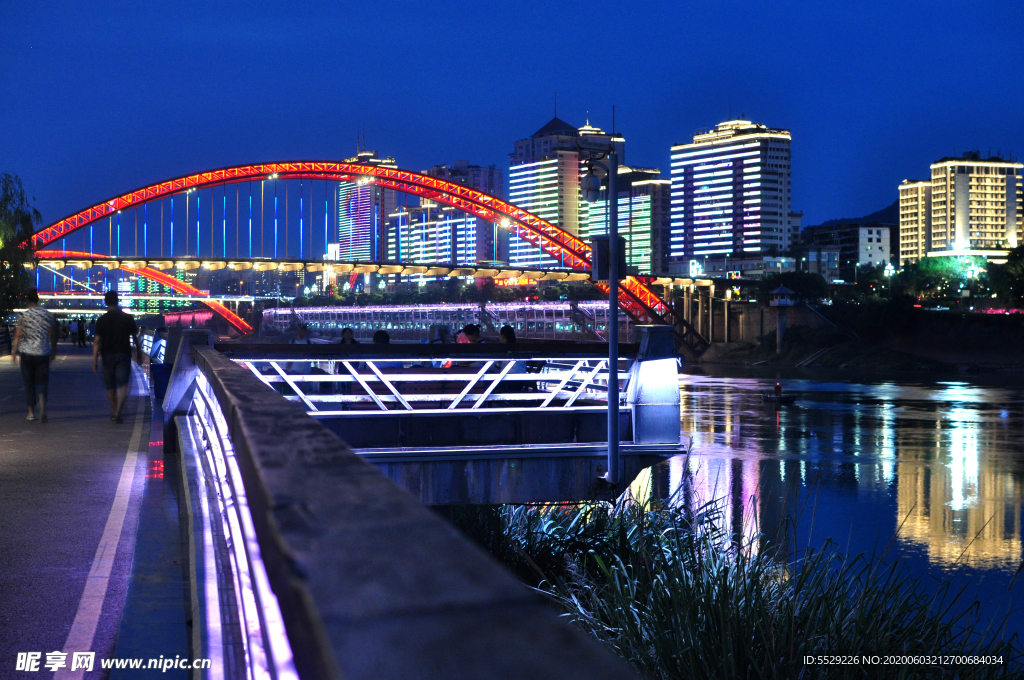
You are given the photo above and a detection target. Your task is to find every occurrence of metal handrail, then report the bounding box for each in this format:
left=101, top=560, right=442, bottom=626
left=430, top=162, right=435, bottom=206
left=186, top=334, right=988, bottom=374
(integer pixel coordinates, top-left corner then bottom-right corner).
left=234, top=356, right=630, bottom=416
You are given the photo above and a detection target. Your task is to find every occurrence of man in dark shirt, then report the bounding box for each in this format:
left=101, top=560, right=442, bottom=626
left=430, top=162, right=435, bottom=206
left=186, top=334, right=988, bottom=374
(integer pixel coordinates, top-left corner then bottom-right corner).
left=92, top=291, right=139, bottom=423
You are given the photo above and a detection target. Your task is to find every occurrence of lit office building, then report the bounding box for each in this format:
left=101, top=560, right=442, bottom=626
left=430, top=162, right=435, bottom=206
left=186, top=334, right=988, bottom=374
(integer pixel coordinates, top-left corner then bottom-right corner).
left=926, top=152, right=1022, bottom=259
left=669, top=120, right=794, bottom=270
left=508, top=117, right=624, bottom=268
left=337, top=150, right=398, bottom=261
left=586, top=167, right=671, bottom=274
left=424, top=160, right=504, bottom=199
left=387, top=201, right=499, bottom=266
left=898, top=179, right=931, bottom=264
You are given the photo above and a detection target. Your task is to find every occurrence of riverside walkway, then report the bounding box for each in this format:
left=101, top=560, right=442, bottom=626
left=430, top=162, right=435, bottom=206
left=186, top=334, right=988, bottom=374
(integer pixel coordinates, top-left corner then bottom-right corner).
left=0, top=345, right=161, bottom=675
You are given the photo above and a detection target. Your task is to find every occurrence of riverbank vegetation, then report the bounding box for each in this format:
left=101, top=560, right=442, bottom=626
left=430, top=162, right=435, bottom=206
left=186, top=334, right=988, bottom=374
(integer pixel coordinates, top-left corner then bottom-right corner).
left=0, top=172, right=41, bottom=315
left=445, top=493, right=1021, bottom=679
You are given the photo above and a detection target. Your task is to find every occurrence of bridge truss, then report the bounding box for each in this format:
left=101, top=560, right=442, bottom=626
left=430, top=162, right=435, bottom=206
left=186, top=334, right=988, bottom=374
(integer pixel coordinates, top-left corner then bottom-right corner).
left=24, top=162, right=708, bottom=352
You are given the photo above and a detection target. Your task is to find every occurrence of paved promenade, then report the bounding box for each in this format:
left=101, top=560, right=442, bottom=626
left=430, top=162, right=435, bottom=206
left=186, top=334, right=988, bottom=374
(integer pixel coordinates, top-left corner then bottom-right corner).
left=0, top=345, right=151, bottom=677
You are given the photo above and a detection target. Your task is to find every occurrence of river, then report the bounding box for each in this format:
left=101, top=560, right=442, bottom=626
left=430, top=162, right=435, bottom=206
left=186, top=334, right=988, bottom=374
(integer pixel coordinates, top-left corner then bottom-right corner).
left=653, top=369, right=1024, bottom=637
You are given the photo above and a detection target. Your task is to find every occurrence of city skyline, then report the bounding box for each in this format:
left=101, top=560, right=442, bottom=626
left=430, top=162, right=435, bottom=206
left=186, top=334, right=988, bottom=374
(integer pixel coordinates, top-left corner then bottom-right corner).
left=3, top=1, right=1022, bottom=234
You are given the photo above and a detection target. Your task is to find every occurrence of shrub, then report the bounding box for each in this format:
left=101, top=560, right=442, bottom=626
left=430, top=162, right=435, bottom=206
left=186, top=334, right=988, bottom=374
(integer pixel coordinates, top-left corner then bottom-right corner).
left=447, top=495, right=1021, bottom=679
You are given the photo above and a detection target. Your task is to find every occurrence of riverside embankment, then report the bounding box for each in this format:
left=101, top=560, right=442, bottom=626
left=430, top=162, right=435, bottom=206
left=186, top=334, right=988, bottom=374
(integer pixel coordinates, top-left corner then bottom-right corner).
left=696, top=301, right=1024, bottom=376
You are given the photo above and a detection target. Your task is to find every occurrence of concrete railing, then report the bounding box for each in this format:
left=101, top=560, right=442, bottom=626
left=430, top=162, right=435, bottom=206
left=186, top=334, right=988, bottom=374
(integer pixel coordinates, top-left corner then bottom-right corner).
left=161, top=332, right=641, bottom=680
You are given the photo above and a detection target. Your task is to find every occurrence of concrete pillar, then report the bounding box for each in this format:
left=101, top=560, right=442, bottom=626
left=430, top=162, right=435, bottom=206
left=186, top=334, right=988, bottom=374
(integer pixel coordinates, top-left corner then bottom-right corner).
left=776, top=308, right=787, bottom=353
left=708, top=295, right=714, bottom=343
left=724, top=299, right=729, bottom=343
left=697, top=291, right=704, bottom=337
left=628, top=326, right=681, bottom=444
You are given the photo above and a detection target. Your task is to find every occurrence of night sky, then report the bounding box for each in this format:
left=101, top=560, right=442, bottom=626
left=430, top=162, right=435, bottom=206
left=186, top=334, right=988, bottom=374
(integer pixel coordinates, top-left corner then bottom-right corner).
left=2, top=0, right=1023, bottom=230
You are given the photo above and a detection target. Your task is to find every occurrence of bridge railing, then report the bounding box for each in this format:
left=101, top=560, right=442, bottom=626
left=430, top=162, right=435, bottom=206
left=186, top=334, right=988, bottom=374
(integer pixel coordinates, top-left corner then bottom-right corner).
left=218, top=345, right=632, bottom=416
left=160, top=331, right=642, bottom=680
left=214, top=336, right=681, bottom=447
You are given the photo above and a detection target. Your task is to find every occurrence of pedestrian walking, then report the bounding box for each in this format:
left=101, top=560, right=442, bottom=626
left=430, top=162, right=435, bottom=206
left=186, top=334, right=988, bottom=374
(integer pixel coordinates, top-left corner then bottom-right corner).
left=92, top=291, right=139, bottom=423
left=77, top=317, right=87, bottom=348
left=10, top=289, right=58, bottom=422
left=88, top=318, right=96, bottom=339
left=287, top=323, right=313, bottom=373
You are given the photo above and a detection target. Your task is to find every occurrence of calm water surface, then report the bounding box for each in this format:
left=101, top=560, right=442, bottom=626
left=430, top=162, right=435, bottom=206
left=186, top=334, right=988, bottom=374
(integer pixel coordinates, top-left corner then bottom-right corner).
left=659, top=371, right=1024, bottom=636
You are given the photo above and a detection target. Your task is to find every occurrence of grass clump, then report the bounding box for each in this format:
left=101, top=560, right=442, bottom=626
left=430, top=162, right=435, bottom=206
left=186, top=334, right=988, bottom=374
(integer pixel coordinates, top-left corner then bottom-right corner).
left=444, top=497, right=1021, bottom=679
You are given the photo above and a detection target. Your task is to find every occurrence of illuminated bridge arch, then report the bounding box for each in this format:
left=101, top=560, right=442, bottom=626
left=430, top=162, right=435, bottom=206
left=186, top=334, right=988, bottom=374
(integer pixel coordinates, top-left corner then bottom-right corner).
left=25, top=162, right=705, bottom=350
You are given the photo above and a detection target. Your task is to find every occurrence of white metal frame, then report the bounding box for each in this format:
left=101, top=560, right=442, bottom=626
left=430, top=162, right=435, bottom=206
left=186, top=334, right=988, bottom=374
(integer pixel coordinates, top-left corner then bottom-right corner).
left=234, top=357, right=631, bottom=417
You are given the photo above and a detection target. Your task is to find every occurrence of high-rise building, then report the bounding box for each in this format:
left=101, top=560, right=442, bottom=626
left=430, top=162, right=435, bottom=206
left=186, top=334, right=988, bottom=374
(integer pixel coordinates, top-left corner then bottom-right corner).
left=337, top=150, right=398, bottom=261
left=586, top=167, right=671, bottom=274
left=898, top=179, right=931, bottom=264
left=387, top=201, right=502, bottom=265
left=669, top=120, right=794, bottom=271
left=424, top=161, right=504, bottom=199
left=926, top=152, right=1021, bottom=257
left=508, top=117, right=624, bottom=267
left=788, top=211, right=803, bottom=246
left=803, top=223, right=891, bottom=268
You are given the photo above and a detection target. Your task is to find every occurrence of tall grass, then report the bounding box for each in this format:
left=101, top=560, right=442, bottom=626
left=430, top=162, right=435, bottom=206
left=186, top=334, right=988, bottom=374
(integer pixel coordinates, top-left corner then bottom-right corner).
left=445, top=496, right=1021, bottom=679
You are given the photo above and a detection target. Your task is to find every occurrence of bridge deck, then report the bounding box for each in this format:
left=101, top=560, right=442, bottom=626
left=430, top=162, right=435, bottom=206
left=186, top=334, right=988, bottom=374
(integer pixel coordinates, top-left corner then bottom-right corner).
left=0, top=346, right=159, bottom=671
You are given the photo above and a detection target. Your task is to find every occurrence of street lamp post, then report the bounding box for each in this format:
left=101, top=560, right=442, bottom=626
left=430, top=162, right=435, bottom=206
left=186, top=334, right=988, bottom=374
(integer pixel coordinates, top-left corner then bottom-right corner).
left=580, top=138, right=621, bottom=483
left=607, top=148, right=620, bottom=484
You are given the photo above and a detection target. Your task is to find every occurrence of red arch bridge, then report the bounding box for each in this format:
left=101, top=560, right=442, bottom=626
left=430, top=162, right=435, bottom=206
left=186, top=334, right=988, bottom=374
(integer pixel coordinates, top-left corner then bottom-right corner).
left=22, top=161, right=708, bottom=353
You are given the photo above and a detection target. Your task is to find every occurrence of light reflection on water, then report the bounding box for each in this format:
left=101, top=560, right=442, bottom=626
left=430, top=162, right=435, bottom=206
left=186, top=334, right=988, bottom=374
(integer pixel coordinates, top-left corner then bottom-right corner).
left=644, top=373, right=1024, bottom=632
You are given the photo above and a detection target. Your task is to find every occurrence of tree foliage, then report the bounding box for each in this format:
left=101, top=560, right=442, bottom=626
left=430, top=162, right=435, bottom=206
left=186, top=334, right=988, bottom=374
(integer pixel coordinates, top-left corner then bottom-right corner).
left=891, top=256, right=985, bottom=300
left=0, top=173, right=41, bottom=315
left=756, top=271, right=828, bottom=302
left=985, top=245, right=1024, bottom=306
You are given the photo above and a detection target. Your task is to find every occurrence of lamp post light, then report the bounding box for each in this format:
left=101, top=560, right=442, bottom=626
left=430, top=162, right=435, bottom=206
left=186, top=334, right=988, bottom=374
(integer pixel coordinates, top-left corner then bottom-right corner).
left=580, top=137, right=621, bottom=483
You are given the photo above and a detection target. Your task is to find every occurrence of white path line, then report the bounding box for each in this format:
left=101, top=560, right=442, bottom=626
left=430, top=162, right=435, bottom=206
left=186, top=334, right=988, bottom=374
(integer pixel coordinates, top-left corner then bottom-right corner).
left=54, top=365, right=147, bottom=680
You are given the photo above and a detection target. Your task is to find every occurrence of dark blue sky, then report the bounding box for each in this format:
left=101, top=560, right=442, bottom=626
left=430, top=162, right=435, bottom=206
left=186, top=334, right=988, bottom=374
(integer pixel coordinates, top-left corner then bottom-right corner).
left=2, top=0, right=1023, bottom=229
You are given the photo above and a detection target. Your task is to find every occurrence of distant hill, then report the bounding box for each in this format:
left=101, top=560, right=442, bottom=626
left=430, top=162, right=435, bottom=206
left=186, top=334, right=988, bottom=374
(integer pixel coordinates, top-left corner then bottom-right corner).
left=811, top=200, right=899, bottom=228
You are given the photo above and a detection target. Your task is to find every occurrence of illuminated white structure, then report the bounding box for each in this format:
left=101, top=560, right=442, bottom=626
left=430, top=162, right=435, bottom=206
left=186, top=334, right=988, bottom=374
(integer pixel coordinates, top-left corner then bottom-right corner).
left=337, top=150, right=397, bottom=261
left=925, top=152, right=1022, bottom=260
left=508, top=117, right=624, bottom=267
left=898, top=179, right=931, bottom=264
left=387, top=201, right=498, bottom=266
left=586, top=168, right=671, bottom=273
left=669, top=120, right=794, bottom=270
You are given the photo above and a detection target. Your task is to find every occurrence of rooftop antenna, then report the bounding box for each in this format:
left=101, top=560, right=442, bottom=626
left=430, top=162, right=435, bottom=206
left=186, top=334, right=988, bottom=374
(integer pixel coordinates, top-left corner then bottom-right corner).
left=554, top=92, right=557, bottom=118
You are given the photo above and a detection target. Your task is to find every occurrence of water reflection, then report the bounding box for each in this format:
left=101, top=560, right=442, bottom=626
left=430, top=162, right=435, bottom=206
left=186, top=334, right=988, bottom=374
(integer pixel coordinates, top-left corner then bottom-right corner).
left=643, top=374, right=1024, bottom=629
